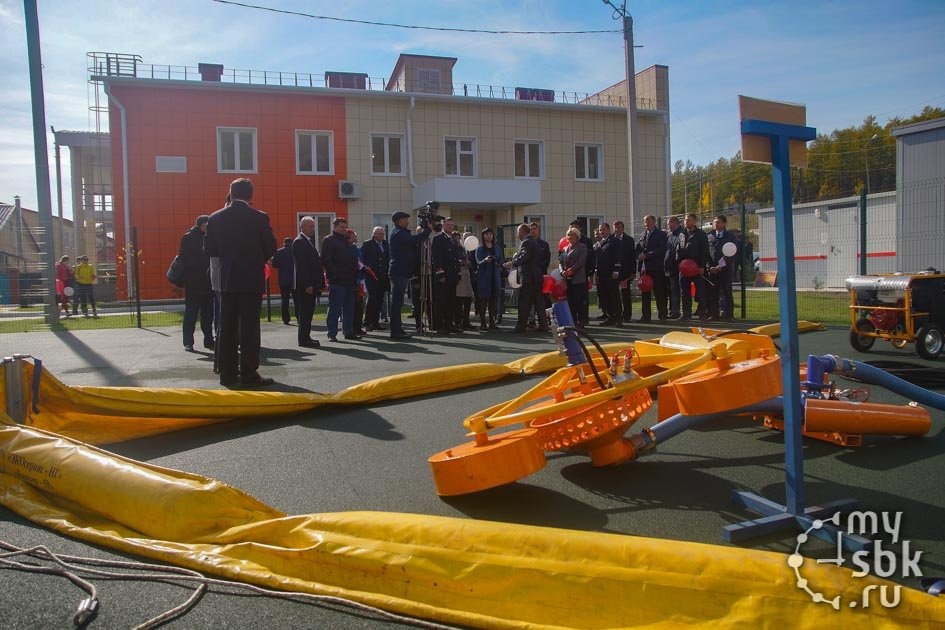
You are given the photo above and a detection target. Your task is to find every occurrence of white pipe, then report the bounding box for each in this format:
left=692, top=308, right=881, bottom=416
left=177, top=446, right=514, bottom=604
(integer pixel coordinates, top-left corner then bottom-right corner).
left=407, top=96, right=416, bottom=188
left=664, top=112, right=672, bottom=218
left=104, top=83, right=133, bottom=294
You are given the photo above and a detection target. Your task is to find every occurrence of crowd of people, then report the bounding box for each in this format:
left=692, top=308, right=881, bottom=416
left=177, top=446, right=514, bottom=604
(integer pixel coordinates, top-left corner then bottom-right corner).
left=176, top=178, right=741, bottom=388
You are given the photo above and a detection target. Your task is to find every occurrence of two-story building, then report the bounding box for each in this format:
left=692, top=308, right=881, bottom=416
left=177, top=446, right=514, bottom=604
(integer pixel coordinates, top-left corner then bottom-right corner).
left=92, top=52, right=671, bottom=298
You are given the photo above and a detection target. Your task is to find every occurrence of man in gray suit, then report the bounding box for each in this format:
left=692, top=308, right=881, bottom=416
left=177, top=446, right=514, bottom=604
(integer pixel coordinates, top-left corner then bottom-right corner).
left=204, top=178, right=277, bottom=387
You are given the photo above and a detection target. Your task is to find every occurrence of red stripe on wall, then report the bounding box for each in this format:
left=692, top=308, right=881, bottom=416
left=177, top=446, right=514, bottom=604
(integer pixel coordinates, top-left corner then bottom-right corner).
left=760, top=251, right=896, bottom=262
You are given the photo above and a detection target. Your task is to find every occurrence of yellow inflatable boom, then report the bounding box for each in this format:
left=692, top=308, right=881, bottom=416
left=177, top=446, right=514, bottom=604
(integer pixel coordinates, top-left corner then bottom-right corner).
left=2, top=415, right=942, bottom=629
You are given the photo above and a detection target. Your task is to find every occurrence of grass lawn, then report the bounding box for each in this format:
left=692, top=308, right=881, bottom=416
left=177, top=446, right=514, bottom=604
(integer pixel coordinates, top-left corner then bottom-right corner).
left=734, top=290, right=850, bottom=326
left=0, top=312, right=185, bottom=334
left=0, top=290, right=852, bottom=333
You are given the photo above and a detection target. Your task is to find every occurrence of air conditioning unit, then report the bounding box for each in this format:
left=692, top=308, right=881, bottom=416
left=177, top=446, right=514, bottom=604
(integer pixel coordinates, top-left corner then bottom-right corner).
left=338, top=180, right=361, bottom=199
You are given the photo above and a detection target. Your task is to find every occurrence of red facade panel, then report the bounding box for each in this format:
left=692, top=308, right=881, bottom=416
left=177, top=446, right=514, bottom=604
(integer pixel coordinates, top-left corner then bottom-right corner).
left=108, top=84, right=348, bottom=299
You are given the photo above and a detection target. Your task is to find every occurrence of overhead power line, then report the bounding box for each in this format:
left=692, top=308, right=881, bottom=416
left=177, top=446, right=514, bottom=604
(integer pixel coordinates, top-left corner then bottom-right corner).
left=212, top=0, right=620, bottom=35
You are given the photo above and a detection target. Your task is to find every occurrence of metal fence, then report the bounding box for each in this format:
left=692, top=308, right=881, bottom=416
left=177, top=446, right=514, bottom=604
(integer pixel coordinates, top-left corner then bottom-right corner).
left=7, top=178, right=945, bottom=332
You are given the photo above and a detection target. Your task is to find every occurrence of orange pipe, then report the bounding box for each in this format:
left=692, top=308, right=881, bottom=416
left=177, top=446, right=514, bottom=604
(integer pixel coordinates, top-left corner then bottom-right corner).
left=804, top=398, right=931, bottom=436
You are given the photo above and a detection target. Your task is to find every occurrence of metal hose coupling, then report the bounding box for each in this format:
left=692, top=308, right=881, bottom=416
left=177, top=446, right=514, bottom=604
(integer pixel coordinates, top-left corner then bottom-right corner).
left=625, top=429, right=656, bottom=459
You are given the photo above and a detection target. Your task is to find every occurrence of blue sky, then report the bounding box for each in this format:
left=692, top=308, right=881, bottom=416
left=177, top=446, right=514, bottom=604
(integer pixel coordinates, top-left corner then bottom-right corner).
left=2, top=0, right=943, bottom=217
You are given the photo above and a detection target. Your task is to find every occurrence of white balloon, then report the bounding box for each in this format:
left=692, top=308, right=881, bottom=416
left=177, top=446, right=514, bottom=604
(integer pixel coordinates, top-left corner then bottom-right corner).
left=722, top=241, right=737, bottom=258
left=63, top=286, right=75, bottom=297
left=463, top=235, right=480, bottom=252
left=507, top=268, right=522, bottom=288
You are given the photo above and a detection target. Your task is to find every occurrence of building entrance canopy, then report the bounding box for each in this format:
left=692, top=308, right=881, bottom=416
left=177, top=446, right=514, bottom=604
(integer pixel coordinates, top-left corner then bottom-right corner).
left=413, top=177, right=541, bottom=210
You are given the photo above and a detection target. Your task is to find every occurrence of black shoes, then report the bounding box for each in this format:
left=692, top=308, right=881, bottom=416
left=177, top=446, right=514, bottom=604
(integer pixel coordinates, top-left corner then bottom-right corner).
left=299, top=339, right=320, bottom=348
left=203, top=340, right=215, bottom=350
left=344, top=334, right=363, bottom=340
left=184, top=344, right=195, bottom=352
left=219, top=374, right=238, bottom=387
left=240, top=373, right=274, bottom=388
left=390, top=332, right=412, bottom=340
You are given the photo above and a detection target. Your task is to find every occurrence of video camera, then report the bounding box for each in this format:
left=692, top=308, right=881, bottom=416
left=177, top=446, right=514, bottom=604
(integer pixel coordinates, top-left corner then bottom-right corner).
left=415, top=200, right=445, bottom=224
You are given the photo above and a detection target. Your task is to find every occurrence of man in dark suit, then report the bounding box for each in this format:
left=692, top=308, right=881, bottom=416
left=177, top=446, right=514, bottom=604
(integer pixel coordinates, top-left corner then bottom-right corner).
left=613, top=220, right=636, bottom=322
left=636, top=214, right=668, bottom=322
left=430, top=217, right=461, bottom=334
left=388, top=211, right=431, bottom=339
left=595, top=222, right=623, bottom=326
left=504, top=223, right=549, bottom=333
left=362, top=226, right=390, bottom=332
left=530, top=222, right=552, bottom=319
left=270, top=237, right=295, bottom=325
left=569, top=219, right=595, bottom=325
left=292, top=216, right=323, bottom=348
left=178, top=214, right=214, bottom=352
left=677, top=212, right=709, bottom=321
left=204, top=178, right=277, bottom=387
left=706, top=214, right=737, bottom=322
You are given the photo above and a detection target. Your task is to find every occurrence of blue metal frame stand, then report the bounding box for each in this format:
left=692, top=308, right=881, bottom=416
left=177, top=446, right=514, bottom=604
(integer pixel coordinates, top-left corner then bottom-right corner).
left=721, top=120, right=863, bottom=550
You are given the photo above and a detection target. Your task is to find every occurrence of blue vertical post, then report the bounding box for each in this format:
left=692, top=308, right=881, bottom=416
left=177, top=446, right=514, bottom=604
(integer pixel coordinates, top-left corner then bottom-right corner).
left=767, top=129, right=805, bottom=515
left=720, top=118, right=867, bottom=546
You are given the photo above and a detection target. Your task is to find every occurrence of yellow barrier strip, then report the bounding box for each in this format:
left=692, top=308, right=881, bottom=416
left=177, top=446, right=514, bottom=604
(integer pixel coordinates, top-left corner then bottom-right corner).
left=1, top=417, right=942, bottom=629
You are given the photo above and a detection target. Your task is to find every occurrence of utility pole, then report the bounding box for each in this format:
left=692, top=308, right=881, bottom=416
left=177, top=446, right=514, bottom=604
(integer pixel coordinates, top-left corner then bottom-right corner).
left=622, top=13, right=641, bottom=231
left=23, top=0, right=58, bottom=324
left=603, top=1, right=641, bottom=230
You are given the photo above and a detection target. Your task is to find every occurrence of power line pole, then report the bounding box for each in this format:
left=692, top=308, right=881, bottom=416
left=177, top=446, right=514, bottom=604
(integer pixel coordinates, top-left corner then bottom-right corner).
left=23, top=0, right=58, bottom=324
left=622, top=12, right=641, bottom=231
left=603, top=1, right=640, bottom=230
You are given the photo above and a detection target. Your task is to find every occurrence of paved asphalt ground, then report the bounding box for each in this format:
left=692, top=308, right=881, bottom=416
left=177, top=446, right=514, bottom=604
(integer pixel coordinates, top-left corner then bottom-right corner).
left=1, top=317, right=944, bottom=628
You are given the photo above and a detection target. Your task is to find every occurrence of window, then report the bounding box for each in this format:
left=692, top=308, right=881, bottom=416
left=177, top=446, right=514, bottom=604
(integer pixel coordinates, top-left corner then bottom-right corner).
left=445, top=137, right=476, bottom=177
left=217, top=127, right=256, bottom=173
left=296, top=130, right=334, bottom=175
left=371, top=134, right=404, bottom=175
left=575, top=143, right=603, bottom=181
left=574, top=215, right=604, bottom=239
left=514, top=140, right=543, bottom=179
left=418, top=68, right=441, bottom=93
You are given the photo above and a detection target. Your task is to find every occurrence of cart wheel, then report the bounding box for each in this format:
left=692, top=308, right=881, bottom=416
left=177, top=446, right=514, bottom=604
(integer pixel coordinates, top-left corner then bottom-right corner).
left=915, top=323, right=944, bottom=360
left=850, top=318, right=876, bottom=352
left=891, top=339, right=908, bottom=349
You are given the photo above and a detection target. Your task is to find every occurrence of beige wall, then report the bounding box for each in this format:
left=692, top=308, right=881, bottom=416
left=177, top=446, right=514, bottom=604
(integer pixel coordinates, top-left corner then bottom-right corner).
left=584, top=65, right=668, bottom=111
left=389, top=56, right=456, bottom=95
left=344, top=88, right=669, bottom=242
left=343, top=99, right=413, bottom=238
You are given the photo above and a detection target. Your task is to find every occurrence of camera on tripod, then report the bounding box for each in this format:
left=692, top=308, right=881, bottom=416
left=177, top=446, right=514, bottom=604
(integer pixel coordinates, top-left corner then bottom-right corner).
left=415, top=200, right=445, bottom=223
